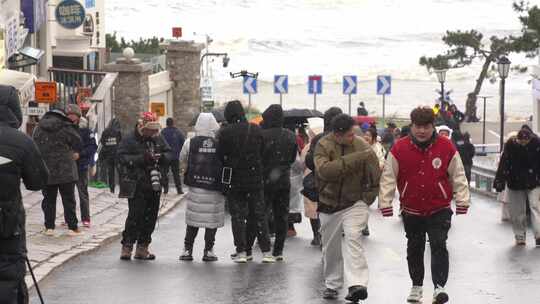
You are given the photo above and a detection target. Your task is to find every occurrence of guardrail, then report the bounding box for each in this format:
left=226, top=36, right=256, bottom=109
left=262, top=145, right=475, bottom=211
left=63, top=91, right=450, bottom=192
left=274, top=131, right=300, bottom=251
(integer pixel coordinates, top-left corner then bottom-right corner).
left=471, top=163, right=498, bottom=198
left=474, top=143, right=500, bottom=156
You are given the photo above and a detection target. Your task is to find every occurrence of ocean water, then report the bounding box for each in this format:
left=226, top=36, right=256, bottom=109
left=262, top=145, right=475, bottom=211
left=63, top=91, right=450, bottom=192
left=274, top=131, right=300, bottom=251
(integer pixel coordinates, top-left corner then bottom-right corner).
left=107, top=0, right=540, bottom=120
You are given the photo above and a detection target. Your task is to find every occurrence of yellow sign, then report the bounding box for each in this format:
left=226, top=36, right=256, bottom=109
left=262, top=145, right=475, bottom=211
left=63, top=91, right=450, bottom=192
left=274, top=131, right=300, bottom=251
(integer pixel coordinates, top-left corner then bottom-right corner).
left=150, top=102, right=165, bottom=117
left=35, top=81, right=58, bottom=104
left=0, top=29, right=6, bottom=69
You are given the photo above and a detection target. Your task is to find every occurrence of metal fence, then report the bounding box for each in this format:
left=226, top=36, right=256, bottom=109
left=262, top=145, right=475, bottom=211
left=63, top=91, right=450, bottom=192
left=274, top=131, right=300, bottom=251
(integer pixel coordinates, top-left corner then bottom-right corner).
left=471, top=163, right=498, bottom=198
left=48, top=67, right=107, bottom=111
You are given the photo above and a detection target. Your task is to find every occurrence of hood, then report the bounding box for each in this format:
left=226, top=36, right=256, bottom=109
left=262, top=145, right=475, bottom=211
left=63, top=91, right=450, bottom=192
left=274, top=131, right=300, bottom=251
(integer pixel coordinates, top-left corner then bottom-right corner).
left=194, top=113, right=220, bottom=137
left=39, top=110, right=72, bottom=132
left=224, top=100, right=246, bottom=124
left=106, top=118, right=121, bottom=132
left=262, top=104, right=283, bottom=129
left=323, top=107, right=343, bottom=132
left=0, top=85, right=22, bottom=128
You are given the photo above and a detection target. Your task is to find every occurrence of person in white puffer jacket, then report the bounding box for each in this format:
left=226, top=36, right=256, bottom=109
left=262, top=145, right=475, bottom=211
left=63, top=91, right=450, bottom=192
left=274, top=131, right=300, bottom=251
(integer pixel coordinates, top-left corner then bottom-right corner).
left=178, top=113, right=226, bottom=262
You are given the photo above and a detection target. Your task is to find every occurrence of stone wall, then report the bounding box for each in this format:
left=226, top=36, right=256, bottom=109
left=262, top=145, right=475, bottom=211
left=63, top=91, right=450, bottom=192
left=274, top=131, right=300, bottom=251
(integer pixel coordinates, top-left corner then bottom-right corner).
left=104, top=59, right=152, bottom=135
left=166, top=41, right=205, bottom=131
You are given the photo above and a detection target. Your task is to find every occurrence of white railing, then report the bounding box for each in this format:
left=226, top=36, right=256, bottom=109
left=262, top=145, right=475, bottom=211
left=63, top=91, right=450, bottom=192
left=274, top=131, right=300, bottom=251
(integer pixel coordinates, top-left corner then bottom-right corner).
left=88, top=72, right=118, bottom=138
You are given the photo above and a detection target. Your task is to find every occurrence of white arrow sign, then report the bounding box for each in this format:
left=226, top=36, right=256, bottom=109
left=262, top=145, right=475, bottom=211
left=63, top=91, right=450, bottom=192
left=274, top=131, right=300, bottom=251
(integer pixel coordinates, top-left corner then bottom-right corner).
left=344, top=76, right=356, bottom=95
left=244, top=77, right=257, bottom=94
left=275, top=76, right=287, bottom=94
left=377, top=75, right=391, bottom=95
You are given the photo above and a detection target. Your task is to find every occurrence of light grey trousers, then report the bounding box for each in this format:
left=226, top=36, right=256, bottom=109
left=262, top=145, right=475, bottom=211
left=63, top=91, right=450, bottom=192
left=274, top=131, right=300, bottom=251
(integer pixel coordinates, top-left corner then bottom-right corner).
left=320, top=201, right=369, bottom=290
left=506, top=187, right=540, bottom=240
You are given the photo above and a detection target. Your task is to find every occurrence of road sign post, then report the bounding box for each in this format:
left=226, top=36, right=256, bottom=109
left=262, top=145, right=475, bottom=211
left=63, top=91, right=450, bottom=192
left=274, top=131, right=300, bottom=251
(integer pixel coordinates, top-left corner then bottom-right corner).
left=274, top=75, right=288, bottom=106
left=309, top=75, right=322, bottom=111
left=343, top=76, right=357, bottom=115
left=377, top=75, right=391, bottom=127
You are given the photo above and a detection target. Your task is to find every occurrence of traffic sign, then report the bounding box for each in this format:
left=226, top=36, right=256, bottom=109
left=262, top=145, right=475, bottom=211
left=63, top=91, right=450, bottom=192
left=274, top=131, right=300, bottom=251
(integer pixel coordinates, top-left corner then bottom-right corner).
left=172, top=27, right=182, bottom=38
left=377, top=75, right=391, bottom=95
left=308, top=75, right=322, bottom=95
left=343, top=75, right=357, bottom=95
left=243, top=76, right=257, bottom=94
left=274, top=75, right=288, bottom=94
left=150, top=102, right=165, bottom=117
left=35, top=81, right=57, bottom=104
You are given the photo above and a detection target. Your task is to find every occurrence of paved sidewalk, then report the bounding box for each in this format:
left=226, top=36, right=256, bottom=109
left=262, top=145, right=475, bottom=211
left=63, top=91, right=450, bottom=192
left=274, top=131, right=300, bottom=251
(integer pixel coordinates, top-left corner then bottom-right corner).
left=21, top=186, right=183, bottom=288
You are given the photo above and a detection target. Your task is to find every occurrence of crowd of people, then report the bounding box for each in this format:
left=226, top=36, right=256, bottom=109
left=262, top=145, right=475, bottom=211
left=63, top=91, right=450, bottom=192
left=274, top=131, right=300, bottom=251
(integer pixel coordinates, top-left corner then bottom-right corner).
left=2, top=80, right=539, bottom=304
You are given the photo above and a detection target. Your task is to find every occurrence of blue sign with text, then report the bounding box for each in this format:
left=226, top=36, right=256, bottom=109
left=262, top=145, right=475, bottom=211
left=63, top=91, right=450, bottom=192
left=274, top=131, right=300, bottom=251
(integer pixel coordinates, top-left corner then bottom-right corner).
left=56, top=0, right=86, bottom=29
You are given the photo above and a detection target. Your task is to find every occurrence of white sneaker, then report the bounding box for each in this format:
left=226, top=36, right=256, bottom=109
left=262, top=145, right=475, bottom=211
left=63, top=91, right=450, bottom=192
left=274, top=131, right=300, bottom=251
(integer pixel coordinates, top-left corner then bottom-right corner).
left=67, top=228, right=83, bottom=236
left=432, top=286, right=449, bottom=304
left=261, top=253, right=276, bottom=263
left=232, top=252, right=248, bottom=264
left=43, top=229, right=55, bottom=236
left=407, top=286, right=423, bottom=303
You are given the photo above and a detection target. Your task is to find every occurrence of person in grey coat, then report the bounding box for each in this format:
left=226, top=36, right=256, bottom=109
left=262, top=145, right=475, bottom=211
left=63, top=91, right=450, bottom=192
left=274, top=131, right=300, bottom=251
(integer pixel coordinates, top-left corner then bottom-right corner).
left=33, top=108, right=82, bottom=235
left=178, top=113, right=226, bottom=262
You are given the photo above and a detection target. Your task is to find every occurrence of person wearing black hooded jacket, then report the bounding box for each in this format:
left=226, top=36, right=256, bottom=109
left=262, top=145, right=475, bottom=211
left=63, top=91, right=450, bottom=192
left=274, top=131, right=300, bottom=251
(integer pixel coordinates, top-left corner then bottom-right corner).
left=217, top=100, right=274, bottom=263
left=303, top=107, right=343, bottom=246
left=248, top=104, right=297, bottom=259
left=0, top=85, right=49, bottom=304
left=99, top=118, right=122, bottom=193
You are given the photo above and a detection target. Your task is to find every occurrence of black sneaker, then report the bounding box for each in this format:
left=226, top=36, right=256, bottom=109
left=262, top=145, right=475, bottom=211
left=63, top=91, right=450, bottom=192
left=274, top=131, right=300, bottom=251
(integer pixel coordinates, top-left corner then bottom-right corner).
left=536, top=238, right=540, bottom=247
left=177, top=188, right=184, bottom=195
left=345, top=285, right=368, bottom=302
left=230, top=251, right=253, bottom=261
left=311, top=234, right=322, bottom=246
left=179, top=249, right=193, bottom=261
left=202, top=250, right=218, bottom=262
left=323, top=288, right=338, bottom=300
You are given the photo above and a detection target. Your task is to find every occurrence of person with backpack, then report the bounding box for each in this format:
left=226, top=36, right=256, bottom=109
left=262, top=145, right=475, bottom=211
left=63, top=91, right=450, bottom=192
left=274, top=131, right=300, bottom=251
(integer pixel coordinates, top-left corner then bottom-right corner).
left=0, top=85, right=49, bottom=304
left=178, top=113, right=225, bottom=262
left=99, top=118, right=122, bottom=193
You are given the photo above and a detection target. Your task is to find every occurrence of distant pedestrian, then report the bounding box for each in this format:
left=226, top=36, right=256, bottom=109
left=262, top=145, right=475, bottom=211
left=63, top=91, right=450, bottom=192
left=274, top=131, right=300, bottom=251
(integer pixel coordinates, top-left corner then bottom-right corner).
left=357, top=102, right=368, bottom=116
left=436, top=125, right=452, bottom=139
left=178, top=113, right=225, bottom=262
left=160, top=117, right=185, bottom=195
left=33, top=106, right=83, bottom=236
left=378, top=106, right=470, bottom=304
left=75, top=117, right=98, bottom=228
left=217, top=100, right=274, bottom=263
left=494, top=127, right=540, bottom=247
left=314, top=114, right=381, bottom=302
left=454, top=132, right=475, bottom=185
left=99, top=118, right=122, bottom=193
left=0, top=85, right=48, bottom=304
left=117, top=112, right=171, bottom=260
left=381, top=122, right=397, bottom=152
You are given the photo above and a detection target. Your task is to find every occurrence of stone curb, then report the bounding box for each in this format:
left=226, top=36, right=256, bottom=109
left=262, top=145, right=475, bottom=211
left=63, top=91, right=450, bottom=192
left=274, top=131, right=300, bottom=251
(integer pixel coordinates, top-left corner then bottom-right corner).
left=26, top=193, right=184, bottom=289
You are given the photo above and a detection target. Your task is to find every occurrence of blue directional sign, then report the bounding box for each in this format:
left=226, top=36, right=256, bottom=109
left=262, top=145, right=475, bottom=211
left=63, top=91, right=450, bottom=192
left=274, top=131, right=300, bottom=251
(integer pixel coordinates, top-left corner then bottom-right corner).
left=377, top=75, right=391, bottom=95
left=274, top=75, right=288, bottom=94
left=243, top=76, right=257, bottom=94
left=343, top=75, right=357, bottom=95
left=308, top=75, right=323, bottom=95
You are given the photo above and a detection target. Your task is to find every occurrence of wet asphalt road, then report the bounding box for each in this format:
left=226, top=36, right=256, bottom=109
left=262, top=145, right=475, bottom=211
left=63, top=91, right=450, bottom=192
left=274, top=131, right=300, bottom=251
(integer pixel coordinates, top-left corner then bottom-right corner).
left=30, top=193, right=540, bottom=304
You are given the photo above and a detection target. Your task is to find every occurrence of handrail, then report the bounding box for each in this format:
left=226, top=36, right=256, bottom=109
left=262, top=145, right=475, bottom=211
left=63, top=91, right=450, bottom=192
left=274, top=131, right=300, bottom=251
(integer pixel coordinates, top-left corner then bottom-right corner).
left=48, top=67, right=107, bottom=76
left=471, top=164, right=497, bottom=198
left=91, top=73, right=118, bottom=102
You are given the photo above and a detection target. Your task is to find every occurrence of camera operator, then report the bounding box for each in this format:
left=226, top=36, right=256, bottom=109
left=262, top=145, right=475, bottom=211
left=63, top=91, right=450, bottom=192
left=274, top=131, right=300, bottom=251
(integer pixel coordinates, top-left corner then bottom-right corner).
left=117, top=112, right=171, bottom=261
left=0, top=85, right=48, bottom=304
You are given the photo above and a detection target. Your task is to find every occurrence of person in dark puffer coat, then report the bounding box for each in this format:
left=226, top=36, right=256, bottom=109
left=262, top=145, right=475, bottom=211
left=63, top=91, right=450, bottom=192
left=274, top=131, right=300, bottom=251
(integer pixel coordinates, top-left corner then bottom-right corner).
left=33, top=108, right=82, bottom=235
left=99, top=118, right=122, bottom=193
left=0, top=85, right=49, bottom=304
left=217, top=100, right=274, bottom=263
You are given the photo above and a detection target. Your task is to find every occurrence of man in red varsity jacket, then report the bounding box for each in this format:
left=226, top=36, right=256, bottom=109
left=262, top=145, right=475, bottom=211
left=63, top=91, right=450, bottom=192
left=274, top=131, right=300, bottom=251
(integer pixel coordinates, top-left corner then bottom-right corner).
left=378, top=106, right=470, bottom=304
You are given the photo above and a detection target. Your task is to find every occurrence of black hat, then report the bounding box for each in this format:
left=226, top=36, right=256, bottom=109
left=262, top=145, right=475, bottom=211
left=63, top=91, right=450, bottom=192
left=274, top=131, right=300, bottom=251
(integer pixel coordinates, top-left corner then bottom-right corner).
left=517, top=129, right=532, bottom=140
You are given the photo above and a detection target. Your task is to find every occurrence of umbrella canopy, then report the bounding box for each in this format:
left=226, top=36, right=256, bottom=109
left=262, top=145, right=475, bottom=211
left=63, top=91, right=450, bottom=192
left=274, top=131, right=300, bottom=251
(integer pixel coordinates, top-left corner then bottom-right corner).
left=189, top=109, right=225, bottom=126
left=283, top=108, right=324, bottom=126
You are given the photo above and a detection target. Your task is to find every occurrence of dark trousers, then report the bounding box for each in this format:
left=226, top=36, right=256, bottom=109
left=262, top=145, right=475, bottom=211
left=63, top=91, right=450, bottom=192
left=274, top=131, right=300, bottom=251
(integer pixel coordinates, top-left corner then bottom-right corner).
left=403, top=208, right=452, bottom=288
left=161, top=159, right=182, bottom=193
left=464, top=164, right=472, bottom=185
left=121, top=185, right=160, bottom=245
left=228, top=189, right=271, bottom=253
left=76, top=169, right=90, bottom=221
left=184, top=225, right=217, bottom=251
left=42, top=183, right=78, bottom=230
left=0, top=259, right=28, bottom=304
left=103, top=158, right=116, bottom=193
left=248, top=187, right=289, bottom=255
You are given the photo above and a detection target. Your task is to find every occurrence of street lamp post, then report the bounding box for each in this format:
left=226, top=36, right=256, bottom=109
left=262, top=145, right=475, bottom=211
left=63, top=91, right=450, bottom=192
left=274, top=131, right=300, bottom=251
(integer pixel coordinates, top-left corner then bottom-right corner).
left=477, top=95, right=493, bottom=152
left=435, top=69, right=447, bottom=108
left=497, top=56, right=511, bottom=153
